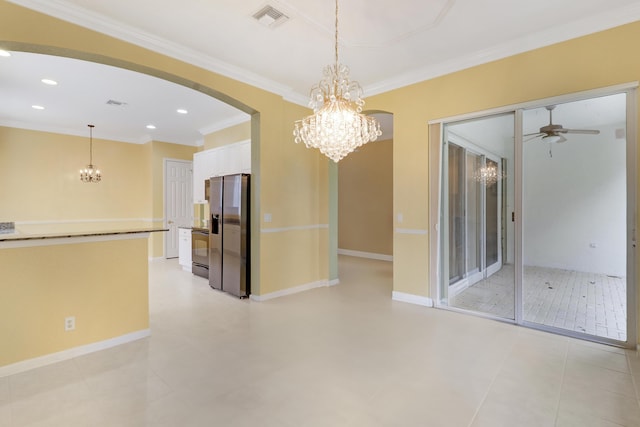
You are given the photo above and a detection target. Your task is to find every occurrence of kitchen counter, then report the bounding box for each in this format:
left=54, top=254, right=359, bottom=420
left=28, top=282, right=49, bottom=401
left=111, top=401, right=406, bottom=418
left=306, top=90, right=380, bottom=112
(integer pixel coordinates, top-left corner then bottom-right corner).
left=0, top=224, right=164, bottom=373
left=0, top=226, right=167, bottom=244
left=179, top=224, right=209, bottom=232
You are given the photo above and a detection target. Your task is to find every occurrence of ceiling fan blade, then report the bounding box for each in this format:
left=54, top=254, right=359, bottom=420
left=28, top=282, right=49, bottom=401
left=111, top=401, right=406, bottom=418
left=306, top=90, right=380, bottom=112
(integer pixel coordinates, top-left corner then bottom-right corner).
left=523, top=134, right=542, bottom=142
left=523, top=132, right=543, bottom=137
left=558, top=128, right=600, bottom=135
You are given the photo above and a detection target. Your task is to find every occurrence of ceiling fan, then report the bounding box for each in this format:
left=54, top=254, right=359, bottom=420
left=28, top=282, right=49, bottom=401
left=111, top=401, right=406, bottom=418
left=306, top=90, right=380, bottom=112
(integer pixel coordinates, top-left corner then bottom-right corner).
left=524, top=105, right=600, bottom=144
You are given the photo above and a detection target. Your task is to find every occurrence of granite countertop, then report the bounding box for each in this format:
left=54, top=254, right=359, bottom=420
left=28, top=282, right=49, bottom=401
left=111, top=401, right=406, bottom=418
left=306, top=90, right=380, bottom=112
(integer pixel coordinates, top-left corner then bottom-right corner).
left=179, top=223, right=209, bottom=232
left=0, top=227, right=168, bottom=242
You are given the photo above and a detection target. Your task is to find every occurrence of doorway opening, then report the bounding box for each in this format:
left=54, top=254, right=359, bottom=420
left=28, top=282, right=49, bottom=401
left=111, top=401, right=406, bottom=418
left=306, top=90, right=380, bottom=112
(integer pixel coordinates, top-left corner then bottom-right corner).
left=333, top=112, right=394, bottom=282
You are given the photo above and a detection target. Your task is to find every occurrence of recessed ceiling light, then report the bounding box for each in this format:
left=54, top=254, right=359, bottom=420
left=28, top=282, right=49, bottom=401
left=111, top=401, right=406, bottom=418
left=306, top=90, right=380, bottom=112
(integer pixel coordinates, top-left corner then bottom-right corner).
left=41, top=78, right=58, bottom=86
left=146, top=124, right=156, bottom=130
left=32, top=105, right=45, bottom=110
left=0, top=50, right=10, bottom=57
left=177, top=109, right=188, bottom=114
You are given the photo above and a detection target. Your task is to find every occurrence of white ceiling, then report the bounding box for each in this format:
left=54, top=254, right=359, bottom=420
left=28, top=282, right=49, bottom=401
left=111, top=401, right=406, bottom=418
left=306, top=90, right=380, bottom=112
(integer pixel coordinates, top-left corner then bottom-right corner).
left=2, top=0, right=640, bottom=145
left=0, top=51, right=249, bottom=145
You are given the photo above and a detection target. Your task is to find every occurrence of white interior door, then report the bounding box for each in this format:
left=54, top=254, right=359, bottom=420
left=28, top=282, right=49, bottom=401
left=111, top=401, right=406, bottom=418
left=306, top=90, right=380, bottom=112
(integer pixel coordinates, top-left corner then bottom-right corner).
left=165, top=159, right=193, bottom=258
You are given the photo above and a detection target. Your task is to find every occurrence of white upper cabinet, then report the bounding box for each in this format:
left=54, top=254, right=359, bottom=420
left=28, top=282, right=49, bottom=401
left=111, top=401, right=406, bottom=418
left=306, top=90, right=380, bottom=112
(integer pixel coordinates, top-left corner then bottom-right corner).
left=193, top=149, right=218, bottom=204
left=240, top=140, right=251, bottom=173
left=193, top=140, right=251, bottom=204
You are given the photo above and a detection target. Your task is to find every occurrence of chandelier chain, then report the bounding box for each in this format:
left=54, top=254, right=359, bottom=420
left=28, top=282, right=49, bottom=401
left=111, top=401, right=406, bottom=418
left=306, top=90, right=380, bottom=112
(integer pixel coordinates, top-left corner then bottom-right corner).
left=89, top=124, right=94, bottom=165
left=334, top=0, right=339, bottom=66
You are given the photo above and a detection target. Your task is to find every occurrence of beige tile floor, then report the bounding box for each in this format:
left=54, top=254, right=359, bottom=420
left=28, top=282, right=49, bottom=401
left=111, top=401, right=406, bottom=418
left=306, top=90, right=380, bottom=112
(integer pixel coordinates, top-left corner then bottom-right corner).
left=450, top=265, right=627, bottom=341
left=1, top=255, right=639, bottom=426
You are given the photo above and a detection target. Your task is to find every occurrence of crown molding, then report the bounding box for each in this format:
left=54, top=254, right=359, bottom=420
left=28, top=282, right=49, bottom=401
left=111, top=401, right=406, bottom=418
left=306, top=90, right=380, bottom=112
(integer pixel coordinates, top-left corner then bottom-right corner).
left=364, top=2, right=640, bottom=97
left=0, top=119, right=205, bottom=146
left=199, top=113, right=251, bottom=135
left=8, top=0, right=640, bottom=105
left=282, top=90, right=311, bottom=108
left=6, top=0, right=296, bottom=100
left=0, top=119, right=141, bottom=143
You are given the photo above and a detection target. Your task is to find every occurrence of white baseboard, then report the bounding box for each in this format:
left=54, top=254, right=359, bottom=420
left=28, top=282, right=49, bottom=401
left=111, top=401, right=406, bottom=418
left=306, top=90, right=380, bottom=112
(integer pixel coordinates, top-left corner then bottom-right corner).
left=328, top=278, right=340, bottom=286
left=338, top=248, right=393, bottom=262
left=392, top=291, right=434, bottom=307
left=0, top=329, right=150, bottom=378
left=250, top=279, right=334, bottom=302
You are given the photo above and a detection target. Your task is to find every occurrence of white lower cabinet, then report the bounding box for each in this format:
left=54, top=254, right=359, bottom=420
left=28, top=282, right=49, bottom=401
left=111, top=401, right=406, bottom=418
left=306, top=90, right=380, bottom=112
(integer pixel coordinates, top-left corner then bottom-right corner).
left=178, top=228, right=192, bottom=271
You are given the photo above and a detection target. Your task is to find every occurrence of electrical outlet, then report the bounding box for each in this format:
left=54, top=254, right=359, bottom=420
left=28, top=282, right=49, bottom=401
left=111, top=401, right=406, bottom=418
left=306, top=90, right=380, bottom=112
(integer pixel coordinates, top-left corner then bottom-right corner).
left=65, top=316, right=76, bottom=331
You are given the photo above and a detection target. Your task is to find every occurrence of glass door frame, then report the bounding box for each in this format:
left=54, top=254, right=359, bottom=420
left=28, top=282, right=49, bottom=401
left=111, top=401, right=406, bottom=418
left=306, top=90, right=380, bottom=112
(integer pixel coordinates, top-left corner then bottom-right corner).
left=429, top=83, right=638, bottom=348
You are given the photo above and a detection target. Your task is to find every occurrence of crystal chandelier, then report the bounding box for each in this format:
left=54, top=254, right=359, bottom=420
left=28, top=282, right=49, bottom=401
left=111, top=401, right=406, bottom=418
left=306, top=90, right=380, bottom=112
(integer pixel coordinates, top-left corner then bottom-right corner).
left=293, top=0, right=381, bottom=162
left=474, top=163, right=505, bottom=185
left=79, top=124, right=101, bottom=183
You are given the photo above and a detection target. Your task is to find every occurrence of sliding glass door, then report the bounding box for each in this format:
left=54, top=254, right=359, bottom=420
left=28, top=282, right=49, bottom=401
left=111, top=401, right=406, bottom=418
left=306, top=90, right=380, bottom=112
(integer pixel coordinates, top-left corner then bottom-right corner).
left=521, top=94, right=629, bottom=342
left=437, top=89, right=635, bottom=347
left=439, top=113, right=515, bottom=320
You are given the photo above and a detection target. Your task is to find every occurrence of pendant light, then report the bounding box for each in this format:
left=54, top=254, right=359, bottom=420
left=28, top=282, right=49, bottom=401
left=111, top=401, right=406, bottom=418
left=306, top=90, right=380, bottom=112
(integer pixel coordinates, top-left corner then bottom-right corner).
left=79, top=124, right=101, bottom=183
left=293, top=0, right=382, bottom=162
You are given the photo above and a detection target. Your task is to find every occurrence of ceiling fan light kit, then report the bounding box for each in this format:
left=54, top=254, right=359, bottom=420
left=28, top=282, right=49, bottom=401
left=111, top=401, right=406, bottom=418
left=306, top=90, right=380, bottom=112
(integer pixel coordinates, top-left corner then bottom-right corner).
left=541, top=134, right=565, bottom=144
left=524, top=104, right=600, bottom=144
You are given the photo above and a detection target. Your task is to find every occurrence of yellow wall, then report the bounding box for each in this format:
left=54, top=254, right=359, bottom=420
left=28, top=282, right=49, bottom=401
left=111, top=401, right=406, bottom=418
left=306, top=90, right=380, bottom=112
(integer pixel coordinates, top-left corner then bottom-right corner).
left=0, top=127, right=197, bottom=258
left=366, top=22, right=640, bottom=297
left=258, top=101, right=330, bottom=293
left=204, top=121, right=251, bottom=150
left=0, top=126, right=151, bottom=222
left=0, top=1, right=330, bottom=300
left=4, top=2, right=637, bottom=343
left=0, top=237, right=149, bottom=367
left=365, top=21, right=640, bottom=341
left=338, top=139, right=393, bottom=256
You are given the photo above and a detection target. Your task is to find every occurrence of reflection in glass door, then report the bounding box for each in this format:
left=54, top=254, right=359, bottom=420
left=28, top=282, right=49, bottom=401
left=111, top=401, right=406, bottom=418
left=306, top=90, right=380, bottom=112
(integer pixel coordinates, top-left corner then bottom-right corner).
left=439, top=113, right=515, bottom=320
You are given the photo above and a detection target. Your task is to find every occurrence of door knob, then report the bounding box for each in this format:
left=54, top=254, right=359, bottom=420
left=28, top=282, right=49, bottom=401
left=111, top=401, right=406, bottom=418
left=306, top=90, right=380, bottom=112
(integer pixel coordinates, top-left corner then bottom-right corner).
left=168, top=220, right=174, bottom=224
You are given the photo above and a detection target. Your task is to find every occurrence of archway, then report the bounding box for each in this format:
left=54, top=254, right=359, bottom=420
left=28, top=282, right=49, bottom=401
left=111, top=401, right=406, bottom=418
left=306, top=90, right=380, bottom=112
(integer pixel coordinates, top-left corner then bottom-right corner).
left=0, top=42, right=262, bottom=294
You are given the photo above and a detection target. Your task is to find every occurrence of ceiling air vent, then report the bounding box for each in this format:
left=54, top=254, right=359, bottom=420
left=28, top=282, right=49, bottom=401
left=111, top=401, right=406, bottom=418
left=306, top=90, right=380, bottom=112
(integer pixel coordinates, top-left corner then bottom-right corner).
left=252, top=5, right=289, bottom=28
left=106, top=99, right=128, bottom=106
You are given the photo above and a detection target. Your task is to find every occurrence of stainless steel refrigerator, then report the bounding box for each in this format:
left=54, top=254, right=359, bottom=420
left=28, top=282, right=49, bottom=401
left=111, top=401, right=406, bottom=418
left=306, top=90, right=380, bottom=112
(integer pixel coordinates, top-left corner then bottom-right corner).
left=209, top=174, right=250, bottom=298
